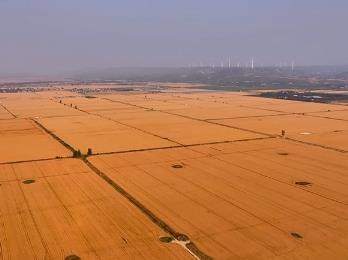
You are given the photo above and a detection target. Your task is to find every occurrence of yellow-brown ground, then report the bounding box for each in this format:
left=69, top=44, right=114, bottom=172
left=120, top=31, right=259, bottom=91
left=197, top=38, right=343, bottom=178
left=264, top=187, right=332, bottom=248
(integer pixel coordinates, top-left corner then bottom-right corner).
left=37, top=114, right=176, bottom=154
left=89, top=138, right=348, bottom=259
left=0, top=119, right=71, bottom=163
left=1, top=86, right=348, bottom=259
left=0, top=105, right=14, bottom=119
left=0, top=93, right=83, bottom=118
left=213, top=114, right=348, bottom=152
left=0, top=158, right=191, bottom=259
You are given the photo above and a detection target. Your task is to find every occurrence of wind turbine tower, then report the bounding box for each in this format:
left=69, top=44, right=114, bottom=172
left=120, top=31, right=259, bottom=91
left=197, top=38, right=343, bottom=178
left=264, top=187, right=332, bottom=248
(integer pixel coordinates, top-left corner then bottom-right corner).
left=228, top=57, right=231, bottom=68
left=251, top=57, right=254, bottom=69
left=291, top=61, right=295, bottom=72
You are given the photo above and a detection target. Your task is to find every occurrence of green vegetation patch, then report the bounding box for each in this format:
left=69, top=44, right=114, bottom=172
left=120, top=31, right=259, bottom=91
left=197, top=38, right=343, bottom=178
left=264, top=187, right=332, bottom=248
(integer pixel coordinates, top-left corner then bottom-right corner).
left=295, top=181, right=312, bottom=186
left=172, top=164, right=183, bottom=169
left=176, top=233, right=189, bottom=241
left=159, top=236, right=174, bottom=243
left=22, top=179, right=35, bottom=185
left=65, top=255, right=81, bottom=260
left=73, top=150, right=82, bottom=158
left=291, top=232, right=303, bottom=239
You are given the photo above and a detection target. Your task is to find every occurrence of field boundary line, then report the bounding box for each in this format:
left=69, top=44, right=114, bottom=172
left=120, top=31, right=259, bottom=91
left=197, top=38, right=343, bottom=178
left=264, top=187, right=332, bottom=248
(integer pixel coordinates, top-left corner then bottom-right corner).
left=82, top=109, right=184, bottom=146
left=205, top=113, right=292, bottom=121
left=214, top=152, right=348, bottom=206
left=243, top=96, right=348, bottom=108
left=102, top=97, right=348, bottom=154
left=0, top=103, right=16, bottom=118
left=90, top=136, right=274, bottom=156
left=303, top=113, right=348, bottom=122
left=0, top=119, right=74, bottom=165
left=241, top=104, right=348, bottom=114
left=101, top=98, right=273, bottom=137
left=52, top=98, right=184, bottom=146
left=53, top=97, right=347, bottom=155
left=32, top=119, right=76, bottom=153
left=284, top=137, right=347, bottom=153
left=0, top=156, right=71, bottom=165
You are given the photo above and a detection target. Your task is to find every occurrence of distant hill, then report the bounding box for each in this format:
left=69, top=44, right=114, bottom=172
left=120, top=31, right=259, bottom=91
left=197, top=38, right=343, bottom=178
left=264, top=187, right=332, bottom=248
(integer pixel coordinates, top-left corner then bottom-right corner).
left=336, top=71, right=348, bottom=80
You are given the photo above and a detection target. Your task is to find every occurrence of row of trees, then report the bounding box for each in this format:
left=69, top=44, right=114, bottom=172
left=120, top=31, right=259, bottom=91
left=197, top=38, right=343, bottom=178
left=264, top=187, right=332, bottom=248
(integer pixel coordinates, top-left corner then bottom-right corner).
left=73, top=148, right=93, bottom=158
left=59, top=100, right=78, bottom=109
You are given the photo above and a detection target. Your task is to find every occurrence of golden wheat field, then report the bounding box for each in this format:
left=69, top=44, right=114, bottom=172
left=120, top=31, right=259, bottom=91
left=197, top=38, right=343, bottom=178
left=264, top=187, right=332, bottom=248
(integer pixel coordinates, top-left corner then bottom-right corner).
left=0, top=158, right=191, bottom=259
left=0, top=85, right=348, bottom=259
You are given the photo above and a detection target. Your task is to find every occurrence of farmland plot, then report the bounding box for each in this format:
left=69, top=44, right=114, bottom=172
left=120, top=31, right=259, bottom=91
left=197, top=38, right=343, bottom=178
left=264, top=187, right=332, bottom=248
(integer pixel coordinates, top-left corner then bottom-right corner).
left=89, top=138, right=348, bottom=259
left=0, top=158, right=192, bottom=259
left=213, top=114, right=348, bottom=151
left=37, top=114, right=176, bottom=154
left=0, top=119, right=70, bottom=163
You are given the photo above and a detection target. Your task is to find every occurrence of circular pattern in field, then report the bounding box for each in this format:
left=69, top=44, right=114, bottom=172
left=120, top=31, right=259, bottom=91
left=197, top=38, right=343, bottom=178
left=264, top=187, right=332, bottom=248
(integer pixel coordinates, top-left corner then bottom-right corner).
left=65, top=255, right=81, bottom=260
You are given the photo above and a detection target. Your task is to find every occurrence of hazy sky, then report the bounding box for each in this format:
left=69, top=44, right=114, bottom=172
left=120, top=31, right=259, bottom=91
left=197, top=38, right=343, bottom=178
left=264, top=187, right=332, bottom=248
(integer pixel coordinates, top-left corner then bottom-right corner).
left=0, top=0, right=347, bottom=74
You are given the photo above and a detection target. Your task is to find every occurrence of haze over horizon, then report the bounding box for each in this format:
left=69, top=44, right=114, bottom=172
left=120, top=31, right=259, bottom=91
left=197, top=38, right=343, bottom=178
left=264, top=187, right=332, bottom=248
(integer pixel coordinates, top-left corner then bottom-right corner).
left=1, top=0, right=348, bottom=75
